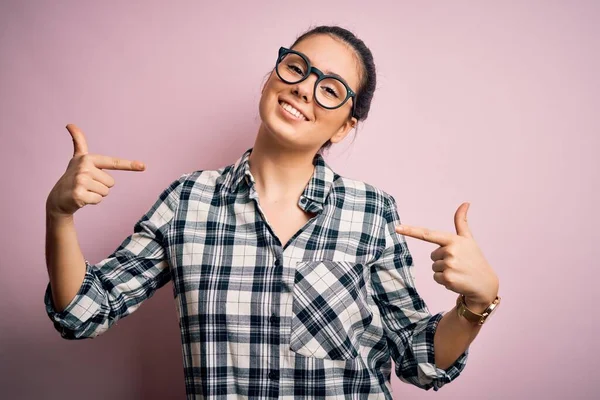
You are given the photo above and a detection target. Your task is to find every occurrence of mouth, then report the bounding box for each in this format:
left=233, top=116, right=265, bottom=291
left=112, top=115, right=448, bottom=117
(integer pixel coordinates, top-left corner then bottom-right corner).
left=278, top=100, right=309, bottom=121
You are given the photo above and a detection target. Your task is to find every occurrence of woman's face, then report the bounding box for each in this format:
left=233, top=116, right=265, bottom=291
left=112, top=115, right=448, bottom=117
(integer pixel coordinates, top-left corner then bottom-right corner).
left=258, top=34, right=361, bottom=152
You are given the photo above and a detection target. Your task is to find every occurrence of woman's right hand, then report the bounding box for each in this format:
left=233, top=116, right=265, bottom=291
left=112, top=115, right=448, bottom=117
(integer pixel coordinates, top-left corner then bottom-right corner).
left=46, top=124, right=147, bottom=219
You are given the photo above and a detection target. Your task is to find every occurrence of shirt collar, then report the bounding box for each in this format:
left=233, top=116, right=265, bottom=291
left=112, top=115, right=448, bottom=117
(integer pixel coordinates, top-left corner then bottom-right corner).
left=226, top=147, right=336, bottom=211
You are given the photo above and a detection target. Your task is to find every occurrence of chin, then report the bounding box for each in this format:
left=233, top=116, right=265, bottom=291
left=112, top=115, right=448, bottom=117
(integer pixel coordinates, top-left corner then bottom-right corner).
left=265, top=119, right=298, bottom=143
left=258, top=95, right=313, bottom=147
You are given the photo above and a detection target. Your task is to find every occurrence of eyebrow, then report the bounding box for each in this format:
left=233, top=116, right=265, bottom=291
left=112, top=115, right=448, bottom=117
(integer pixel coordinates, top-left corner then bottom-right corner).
left=324, top=69, right=344, bottom=81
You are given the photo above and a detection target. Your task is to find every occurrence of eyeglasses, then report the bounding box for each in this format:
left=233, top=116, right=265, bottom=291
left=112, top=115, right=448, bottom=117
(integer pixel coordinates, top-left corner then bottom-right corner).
left=275, top=47, right=357, bottom=118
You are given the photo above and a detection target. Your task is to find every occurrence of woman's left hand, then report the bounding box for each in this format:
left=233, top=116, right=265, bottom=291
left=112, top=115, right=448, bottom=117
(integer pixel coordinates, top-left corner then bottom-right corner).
left=395, top=202, right=499, bottom=312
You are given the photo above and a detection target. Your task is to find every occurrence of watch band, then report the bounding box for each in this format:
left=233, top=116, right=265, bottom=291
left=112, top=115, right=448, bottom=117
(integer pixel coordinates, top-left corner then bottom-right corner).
left=456, top=294, right=501, bottom=325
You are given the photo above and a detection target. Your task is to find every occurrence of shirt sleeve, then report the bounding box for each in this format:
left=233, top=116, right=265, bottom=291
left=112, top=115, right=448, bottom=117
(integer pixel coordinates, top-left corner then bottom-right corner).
left=43, top=173, right=189, bottom=340
left=369, top=194, right=469, bottom=391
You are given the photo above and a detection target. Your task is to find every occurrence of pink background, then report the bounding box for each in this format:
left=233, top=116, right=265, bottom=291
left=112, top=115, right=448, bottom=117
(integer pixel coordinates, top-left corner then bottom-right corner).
left=1, top=1, right=597, bottom=398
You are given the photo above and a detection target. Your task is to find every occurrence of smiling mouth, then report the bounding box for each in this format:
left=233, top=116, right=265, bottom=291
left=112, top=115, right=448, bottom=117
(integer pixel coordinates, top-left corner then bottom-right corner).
left=278, top=100, right=308, bottom=121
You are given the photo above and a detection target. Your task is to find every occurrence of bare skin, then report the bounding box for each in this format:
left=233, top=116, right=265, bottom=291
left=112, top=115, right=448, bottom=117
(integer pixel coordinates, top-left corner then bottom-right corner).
left=250, top=34, right=359, bottom=246
left=395, top=207, right=499, bottom=369
left=45, top=124, right=146, bottom=311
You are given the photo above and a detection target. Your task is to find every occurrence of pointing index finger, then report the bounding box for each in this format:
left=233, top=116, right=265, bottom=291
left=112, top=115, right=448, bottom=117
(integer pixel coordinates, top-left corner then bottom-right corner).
left=395, top=224, right=453, bottom=246
left=91, top=154, right=146, bottom=171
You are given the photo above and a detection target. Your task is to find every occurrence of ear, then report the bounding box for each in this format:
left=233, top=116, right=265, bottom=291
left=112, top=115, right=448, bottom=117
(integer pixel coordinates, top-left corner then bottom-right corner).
left=330, top=117, right=358, bottom=144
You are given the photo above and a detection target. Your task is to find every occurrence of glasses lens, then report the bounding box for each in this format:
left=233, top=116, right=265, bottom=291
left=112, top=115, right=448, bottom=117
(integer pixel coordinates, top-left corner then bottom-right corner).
left=277, top=53, right=307, bottom=83
left=316, top=77, right=348, bottom=108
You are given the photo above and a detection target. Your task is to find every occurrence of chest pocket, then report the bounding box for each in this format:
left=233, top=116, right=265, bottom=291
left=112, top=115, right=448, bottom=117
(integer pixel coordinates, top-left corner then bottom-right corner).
left=289, top=260, right=373, bottom=360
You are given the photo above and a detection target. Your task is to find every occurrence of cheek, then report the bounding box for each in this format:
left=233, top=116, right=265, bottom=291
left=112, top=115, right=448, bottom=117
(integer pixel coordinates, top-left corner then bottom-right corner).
left=258, top=95, right=271, bottom=123
left=259, top=79, right=281, bottom=110
left=258, top=87, right=275, bottom=113
left=313, top=107, right=346, bottom=128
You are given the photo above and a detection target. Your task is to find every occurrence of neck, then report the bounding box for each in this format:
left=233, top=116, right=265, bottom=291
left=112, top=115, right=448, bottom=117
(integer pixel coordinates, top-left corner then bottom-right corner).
left=249, top=127, right=317, bottom=202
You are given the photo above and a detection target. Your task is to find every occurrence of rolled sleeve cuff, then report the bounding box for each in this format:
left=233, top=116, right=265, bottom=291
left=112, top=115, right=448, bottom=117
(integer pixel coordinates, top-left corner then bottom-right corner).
left=410, top=311, right=470, bottom=391
left=44, top=260, right=104, bottom=338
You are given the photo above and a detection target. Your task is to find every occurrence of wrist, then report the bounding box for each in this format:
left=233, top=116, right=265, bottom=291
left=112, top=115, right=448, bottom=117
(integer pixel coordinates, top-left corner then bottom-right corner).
left=464, top=296, right=495, bottom=314
left=46, top=208, right=74, bottom=224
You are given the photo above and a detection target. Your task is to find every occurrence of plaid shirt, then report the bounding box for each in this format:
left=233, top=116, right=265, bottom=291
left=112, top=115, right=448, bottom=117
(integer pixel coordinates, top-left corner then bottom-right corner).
left=44, top=148, right=469, bottom=398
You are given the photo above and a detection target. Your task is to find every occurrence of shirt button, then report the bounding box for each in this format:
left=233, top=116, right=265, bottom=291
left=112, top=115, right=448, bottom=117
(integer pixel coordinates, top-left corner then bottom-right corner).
left=268, top=370, right=279, bottom=380
left=274, top=258, right=282, bottom=268
left=269, top=314, right=279, bottom=323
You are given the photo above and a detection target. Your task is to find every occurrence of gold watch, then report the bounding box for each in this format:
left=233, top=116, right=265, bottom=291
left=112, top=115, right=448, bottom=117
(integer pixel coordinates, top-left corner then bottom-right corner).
left=456, top=294, right=501, bottom=325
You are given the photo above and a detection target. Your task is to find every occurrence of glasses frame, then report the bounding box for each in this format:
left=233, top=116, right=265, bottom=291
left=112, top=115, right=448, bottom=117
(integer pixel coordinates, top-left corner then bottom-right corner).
left=275, top=46, right=357, bottom=119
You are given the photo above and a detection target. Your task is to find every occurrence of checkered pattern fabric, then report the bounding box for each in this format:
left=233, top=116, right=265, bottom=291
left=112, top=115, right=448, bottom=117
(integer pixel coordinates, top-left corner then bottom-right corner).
left=44, top=147, right=468, bottom=398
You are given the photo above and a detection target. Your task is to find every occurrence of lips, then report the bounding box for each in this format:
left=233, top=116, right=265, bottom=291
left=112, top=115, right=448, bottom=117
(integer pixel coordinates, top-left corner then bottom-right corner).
left=278, top=98, right=309, bottom=121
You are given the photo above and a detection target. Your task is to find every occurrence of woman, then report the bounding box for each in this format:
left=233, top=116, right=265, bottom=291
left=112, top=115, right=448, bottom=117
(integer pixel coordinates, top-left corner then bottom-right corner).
left=44, top=25, right=500, bottom=398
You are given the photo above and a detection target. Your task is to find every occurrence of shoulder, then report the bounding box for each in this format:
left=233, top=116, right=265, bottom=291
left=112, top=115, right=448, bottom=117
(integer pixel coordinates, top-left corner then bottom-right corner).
left=172, top=161, right=237, bottom=199
left=177, top=167, right=227, bottom=188
left=330, top=174, right=397, bottom=216
left=176, top=156, right=239, bottom=187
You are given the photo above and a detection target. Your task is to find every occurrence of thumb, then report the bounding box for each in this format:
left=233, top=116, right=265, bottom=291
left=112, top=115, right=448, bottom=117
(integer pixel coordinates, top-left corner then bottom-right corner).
left=454, top=202, right=474, bottom=239
left=66, top=123, right=88, bottom=156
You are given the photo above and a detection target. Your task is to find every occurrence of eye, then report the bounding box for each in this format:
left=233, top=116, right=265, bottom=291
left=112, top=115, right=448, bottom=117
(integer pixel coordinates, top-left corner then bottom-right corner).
left=286, top=63, right=305, bottom=76
left=321, top=85, right=340, bottom=98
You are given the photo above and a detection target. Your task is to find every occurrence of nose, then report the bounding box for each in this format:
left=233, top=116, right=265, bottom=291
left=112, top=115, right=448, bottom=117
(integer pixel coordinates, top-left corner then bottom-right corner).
left=292, top=73, right=317, bottom=103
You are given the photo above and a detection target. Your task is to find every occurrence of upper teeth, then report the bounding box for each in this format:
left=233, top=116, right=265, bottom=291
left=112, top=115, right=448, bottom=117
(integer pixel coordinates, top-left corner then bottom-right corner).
left=280, top=101, right=307, bottom=121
